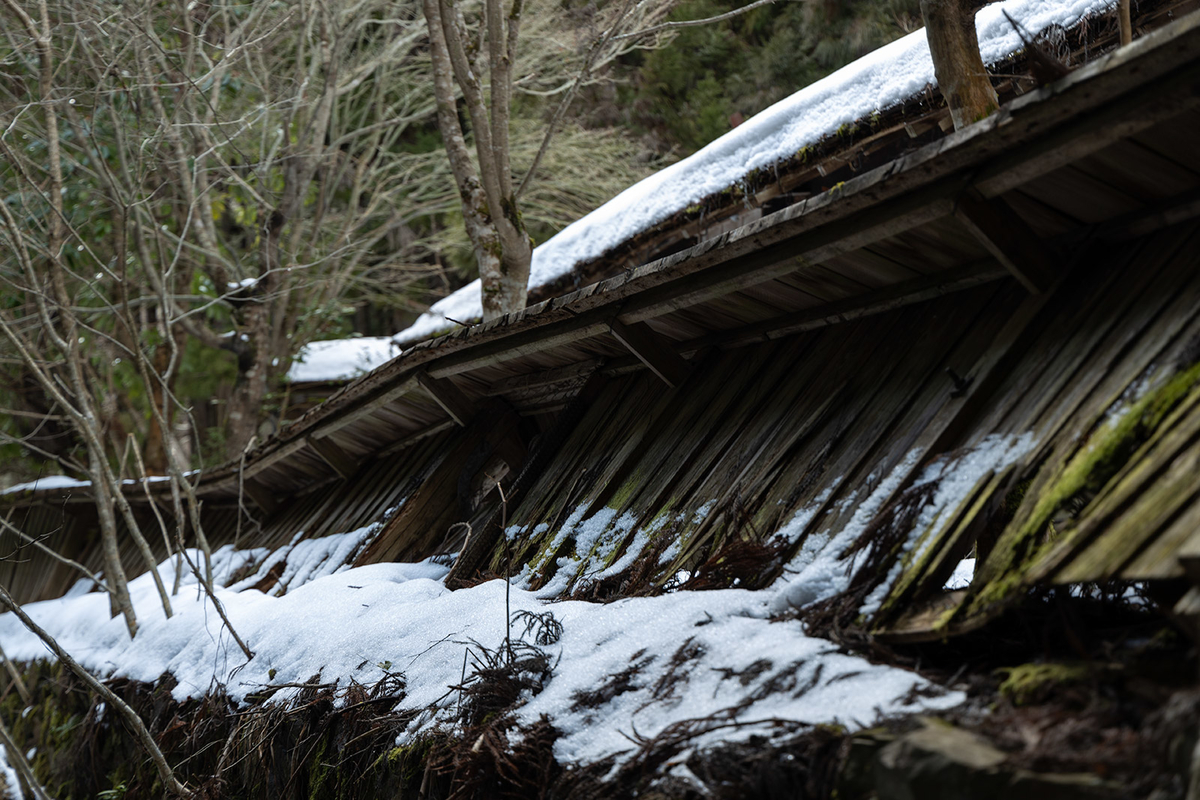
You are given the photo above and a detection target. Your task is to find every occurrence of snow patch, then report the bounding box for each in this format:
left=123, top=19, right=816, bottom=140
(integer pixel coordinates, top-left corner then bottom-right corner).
left=943, top=558, right=976, bottom=591
left=0, top=556, right=962, bottom=769
left=287, top=336, right=403, bottom=383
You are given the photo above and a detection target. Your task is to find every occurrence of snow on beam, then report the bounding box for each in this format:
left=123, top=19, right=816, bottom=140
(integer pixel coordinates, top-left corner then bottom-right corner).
left=306, top=435, right=359, bottom=480
left=609, top=319, right=691, bottom=388
left=416, top=370, right=476, bottom=427
left=953, top=190, right=1058, bottom=294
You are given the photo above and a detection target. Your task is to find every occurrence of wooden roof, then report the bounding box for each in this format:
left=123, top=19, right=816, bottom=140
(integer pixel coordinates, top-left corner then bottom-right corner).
left=6, top=8, right=1200, bottom=627
left=200, top=9, right=1200, bottom=502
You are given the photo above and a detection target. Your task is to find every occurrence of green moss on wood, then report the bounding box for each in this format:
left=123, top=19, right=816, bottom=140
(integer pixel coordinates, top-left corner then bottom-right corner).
left=961, top=361, right=1200, bottom=625
left=996, top=662, right=1091, bottom=706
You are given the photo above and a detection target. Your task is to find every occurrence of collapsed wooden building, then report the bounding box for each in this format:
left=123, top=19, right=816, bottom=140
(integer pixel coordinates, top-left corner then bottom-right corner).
left=6, top=3, right=1200, bottom=657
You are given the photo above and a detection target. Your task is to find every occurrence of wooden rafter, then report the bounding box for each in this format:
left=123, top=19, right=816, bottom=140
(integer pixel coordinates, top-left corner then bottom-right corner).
left=609, top=319, right=691, bottom=387
left=307, top=435, right=358, bottom=480
left=417, top=370, right=477, bottom=426
left=954, top=190, right=1058, bottom=294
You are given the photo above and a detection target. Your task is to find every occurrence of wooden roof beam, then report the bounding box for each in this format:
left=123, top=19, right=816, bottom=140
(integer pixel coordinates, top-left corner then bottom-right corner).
left=954, top=190, right=1058, bottom=294
left=306, top=435, right=359, bottom=480
left=609, top=319, right=691, bottom=387
left=417, top=370, right=476, bottom=426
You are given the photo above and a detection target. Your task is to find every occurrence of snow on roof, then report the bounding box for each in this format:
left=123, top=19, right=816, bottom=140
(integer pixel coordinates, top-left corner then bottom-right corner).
left=2, top=473, right=194, bottom=496
left=0, top=475, right=90, bottom=495
left=287, top=335, right=404, bottom=383
left=289, top=0, right=1114, bottom=382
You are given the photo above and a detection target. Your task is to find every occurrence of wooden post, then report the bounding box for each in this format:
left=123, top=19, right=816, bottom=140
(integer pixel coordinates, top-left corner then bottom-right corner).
left=920, top=0, right=999, bottom=130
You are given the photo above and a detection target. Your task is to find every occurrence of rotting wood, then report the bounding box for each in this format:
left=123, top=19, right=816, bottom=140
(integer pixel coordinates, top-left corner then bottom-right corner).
left=1092, top=186, right=1200, bottom=241
left=973, top=54, right=1200, bottom=200
left=306, top=435, right=358, bottom=480
left=483, top=359, right=602, bottom=396
left=446, top=374, right=607, bottom=587
left=609, top=319, right=690, bottom=387
left=417, top=370, right=477, bottom=426
left=681, top=261, right=1007, bottom=353
left=953, top=190, right=1058, bottom=294
left=356, top=402, right=523, bottom=567
left=309, top=376, right=419, bottom=440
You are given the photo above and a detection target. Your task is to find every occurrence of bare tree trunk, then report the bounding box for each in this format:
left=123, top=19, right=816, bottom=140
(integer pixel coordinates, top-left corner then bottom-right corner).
left=144, top=340, right=174, bottom=474
left=425, top=0, right=533, bottom=321
left=920, top=0, right=998, bottom=131
left=1118, top=0, right=1132, bottom=46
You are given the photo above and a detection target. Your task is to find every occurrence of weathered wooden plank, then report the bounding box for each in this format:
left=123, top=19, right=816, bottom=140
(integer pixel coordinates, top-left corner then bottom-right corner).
left=619, top=190, right=962, bottom=325
left=357, top=403, right=522, bottom=567
left=483, top=359, right=601, bottom=397
left=974, top=22, right=1200, bottom=197
left=1121, top=496, right=1200, bottom=580
left=679, top=262, right=1007, bottom=354
left=1093, top=186, right=1200, bottom=242
left=1076, top=138, right=1199, bottom=203
left=309, top=376, right=418, bottom=440
left=1051, top=435, right=1200, bottom=583
left=243, top=478, right=280, bottom=516
left=1015, top=164, right=1145, bottom=226
left=1177, top=527, right=1200, bottom=585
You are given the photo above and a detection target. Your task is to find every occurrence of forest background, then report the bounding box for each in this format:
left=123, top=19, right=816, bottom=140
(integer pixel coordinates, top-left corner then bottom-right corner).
left=0, top=0, right=925, bottom=487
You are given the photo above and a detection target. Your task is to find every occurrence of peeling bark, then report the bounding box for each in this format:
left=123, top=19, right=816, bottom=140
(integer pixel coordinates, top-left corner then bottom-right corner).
left=920, top=0, right=998, bottom=131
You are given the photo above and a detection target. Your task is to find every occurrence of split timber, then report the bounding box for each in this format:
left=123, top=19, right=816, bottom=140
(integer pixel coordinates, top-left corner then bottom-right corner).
left=7, top=9, right=1200, bottom=642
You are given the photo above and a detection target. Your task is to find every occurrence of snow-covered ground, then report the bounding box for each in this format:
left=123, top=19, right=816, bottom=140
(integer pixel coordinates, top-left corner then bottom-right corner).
left=1, top=534, right=960, bottom=769
left=0, top=433, right=1050, bottom=767
left=288, top=0, right=1116, bottom=382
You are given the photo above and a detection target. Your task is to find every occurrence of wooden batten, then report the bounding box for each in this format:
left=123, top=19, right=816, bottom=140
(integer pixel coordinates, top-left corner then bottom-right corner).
left=609, top=319, right=690, bottom=387
left=416, top=370, right=477, bottom=426
left=953, top=190, right=1059, bottom=294
left=306, top=435, right=359, bottom=480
